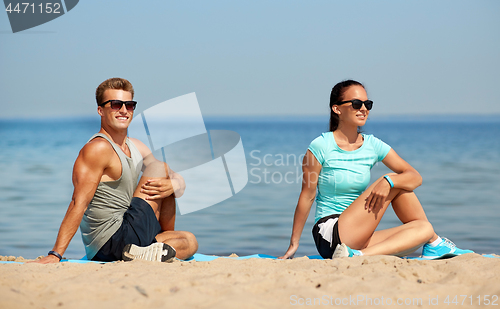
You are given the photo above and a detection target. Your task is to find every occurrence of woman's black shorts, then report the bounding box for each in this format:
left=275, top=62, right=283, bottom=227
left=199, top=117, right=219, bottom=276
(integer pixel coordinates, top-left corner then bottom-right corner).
left=312, top=213, right=342, bottom=259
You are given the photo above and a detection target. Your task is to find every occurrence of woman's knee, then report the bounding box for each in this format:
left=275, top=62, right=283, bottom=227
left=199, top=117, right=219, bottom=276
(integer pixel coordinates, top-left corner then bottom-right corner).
left=416, top=220, right=435, bottom=241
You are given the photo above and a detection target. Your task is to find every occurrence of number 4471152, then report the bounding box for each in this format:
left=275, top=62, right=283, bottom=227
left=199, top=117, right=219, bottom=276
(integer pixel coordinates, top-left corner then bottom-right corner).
left=5, top=3, right=61, bottom=14
left=444, top=295, right=498, bottom=306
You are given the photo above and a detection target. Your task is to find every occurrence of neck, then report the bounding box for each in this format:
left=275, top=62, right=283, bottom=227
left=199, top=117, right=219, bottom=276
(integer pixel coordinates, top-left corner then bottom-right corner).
left=98, top=126, right=128, bottom=147
left=334, top=123, right=359, bottom=143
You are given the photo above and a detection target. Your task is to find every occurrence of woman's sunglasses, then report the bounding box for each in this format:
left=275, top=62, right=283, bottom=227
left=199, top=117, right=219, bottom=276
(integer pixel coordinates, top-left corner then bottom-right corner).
left=337, top=99, right=373, bottom=111
left=99, top=100, right=137, bottom=111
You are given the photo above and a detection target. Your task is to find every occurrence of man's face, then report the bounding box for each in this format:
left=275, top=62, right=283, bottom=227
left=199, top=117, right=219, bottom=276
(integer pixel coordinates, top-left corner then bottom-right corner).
left=98, top=89, right=134, bottom=131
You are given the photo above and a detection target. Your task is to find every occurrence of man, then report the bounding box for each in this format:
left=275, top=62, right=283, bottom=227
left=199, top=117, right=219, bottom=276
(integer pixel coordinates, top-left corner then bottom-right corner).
left=35, top=77, right=198, bottom=263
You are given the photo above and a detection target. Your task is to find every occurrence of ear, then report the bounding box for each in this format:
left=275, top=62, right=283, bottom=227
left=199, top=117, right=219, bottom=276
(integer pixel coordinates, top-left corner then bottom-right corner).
left=97, top=106, right=104, bottom=117
left=331, top=105, right=341, bottom=115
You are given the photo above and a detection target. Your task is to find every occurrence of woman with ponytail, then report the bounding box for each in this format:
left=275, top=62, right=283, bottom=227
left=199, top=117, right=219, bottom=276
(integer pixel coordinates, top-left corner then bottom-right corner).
left=280, top=80, right=472, bottom=259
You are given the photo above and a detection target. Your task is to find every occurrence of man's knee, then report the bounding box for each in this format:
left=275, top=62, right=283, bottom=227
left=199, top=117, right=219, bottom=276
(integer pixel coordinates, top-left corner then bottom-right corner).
left=177, top=231, right=198, bottom=255
left=184, top=231, right=198, bottom=248
left=142, top=161, right=167, bottom=178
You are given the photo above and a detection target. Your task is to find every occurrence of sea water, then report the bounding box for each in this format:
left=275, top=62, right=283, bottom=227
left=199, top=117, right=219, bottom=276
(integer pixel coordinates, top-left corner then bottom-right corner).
left=0, top=116, right=499, bottom=259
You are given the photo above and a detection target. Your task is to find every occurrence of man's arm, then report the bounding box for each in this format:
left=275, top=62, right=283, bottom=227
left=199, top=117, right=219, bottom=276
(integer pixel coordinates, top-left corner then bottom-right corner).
left=130, top=138, right=186, bottom=198
left=33, top=140, right=111, bottom=263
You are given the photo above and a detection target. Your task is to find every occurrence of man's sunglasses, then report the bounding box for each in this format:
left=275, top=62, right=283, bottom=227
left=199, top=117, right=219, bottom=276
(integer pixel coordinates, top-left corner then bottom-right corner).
left=99, top=100, right=137, bottom=111
left=337, top=99, right=373, bottom=111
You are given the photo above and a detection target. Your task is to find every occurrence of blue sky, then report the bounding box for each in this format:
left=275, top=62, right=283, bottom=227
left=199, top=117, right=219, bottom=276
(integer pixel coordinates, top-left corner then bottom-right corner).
left=1, top=0, right=499, bottom=119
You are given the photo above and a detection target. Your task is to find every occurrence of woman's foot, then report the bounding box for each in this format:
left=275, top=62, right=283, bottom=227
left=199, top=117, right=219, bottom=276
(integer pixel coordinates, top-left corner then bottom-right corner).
left=332, top=243, right=363, bottom=258
left=421, top=237, right=473, bottom=259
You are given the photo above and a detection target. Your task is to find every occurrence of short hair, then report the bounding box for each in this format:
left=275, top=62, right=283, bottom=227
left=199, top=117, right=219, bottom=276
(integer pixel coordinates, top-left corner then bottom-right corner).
left=95, top=77, right=134, bottom=105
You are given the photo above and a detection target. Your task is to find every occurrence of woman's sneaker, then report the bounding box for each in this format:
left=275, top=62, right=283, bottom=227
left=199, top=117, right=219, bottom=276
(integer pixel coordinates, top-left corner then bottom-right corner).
left=421, top=237, right=473, bottom=259
left=122, top=243, right=176, bottom=262
left=332, top=244, right=362, bottom=258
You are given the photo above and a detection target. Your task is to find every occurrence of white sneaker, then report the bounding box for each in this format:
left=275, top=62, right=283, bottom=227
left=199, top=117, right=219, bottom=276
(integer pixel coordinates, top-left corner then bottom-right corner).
left=122, top=243, right=176, bottom=262
left=332, top=244, right=350, bottom=258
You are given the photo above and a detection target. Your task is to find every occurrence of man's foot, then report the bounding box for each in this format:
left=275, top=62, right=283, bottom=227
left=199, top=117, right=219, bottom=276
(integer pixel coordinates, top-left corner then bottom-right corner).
left=122, top=243, right=176, bottom=262
left=332, top=243, right=362, bottom=258
left=421, top=237, right=474, bottom=260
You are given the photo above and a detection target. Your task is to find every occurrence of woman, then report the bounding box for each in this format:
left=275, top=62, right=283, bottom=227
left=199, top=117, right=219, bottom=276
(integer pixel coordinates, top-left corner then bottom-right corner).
left=280, top=80, right=472, bottom=259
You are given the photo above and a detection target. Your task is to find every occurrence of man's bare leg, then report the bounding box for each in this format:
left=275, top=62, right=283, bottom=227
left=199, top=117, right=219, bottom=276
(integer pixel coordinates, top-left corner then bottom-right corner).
left=155, top=194, right=198, bottom=259
left=133, top=175, right=198, bottom=260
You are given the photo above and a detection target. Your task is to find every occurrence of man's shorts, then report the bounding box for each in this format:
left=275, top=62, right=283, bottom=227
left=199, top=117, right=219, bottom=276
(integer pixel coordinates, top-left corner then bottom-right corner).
left=92, top=197, right=162, bottom=262
left=312, top=213, right=342, bottom=259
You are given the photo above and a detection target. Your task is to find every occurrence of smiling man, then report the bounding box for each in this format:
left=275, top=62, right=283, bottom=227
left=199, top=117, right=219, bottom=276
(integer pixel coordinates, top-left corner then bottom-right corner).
left=35, top=77, right=198, bottom=263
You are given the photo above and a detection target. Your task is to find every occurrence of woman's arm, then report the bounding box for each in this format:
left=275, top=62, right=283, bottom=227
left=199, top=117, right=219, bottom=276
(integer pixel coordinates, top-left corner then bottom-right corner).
left=382, top=149, right=422, bottom=190
left=279, top=150, right=322, bottom=259
left=365, top=148, right=422, bottom=212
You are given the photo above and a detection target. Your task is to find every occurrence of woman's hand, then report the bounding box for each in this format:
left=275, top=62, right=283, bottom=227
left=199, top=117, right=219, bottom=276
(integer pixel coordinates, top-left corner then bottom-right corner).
left=279, top=242, right=299, bottom=259
left=29, top=255, right=60, bottom=264
left=365, top=177, right=392, bottom=213
left=141, top=178, right=175, bottom=200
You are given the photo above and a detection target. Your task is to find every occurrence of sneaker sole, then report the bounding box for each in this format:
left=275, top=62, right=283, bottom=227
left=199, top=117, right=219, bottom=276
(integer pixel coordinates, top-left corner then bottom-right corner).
left=420, top=253, right=459, bottom=260
left=122, top=243, right=176, bottom=262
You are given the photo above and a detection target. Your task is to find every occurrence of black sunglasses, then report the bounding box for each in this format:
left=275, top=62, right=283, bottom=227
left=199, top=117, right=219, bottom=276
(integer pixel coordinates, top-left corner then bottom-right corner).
left=337, top=99, right=373, bottom=111
left=99, top=100, right=137, bottom=111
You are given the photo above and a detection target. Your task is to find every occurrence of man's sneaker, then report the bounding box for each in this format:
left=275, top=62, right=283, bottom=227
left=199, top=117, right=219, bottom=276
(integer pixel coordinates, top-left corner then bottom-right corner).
left=332, top=243, right=361, bottom=258
left=421, top=237, right=474, bottom=260
left=122, top=243, right=176, bottom=262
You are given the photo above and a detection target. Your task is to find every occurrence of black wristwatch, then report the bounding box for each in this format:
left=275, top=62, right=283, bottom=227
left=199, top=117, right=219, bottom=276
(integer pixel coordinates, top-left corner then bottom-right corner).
left=48, top=250, right=63, bottom=261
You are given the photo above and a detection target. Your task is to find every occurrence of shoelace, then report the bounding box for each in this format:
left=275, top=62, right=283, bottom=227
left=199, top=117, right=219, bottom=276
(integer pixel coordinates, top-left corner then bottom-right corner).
left=442, top=237, right=457, bottom=249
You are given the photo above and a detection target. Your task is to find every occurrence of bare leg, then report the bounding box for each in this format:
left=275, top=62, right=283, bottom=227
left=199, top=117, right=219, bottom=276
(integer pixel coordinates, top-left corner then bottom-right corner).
left=338, top=175, right=436, bottom=256
left=155, top=230, right=198, bottom=260
left=133, top=174, right=198, bottom=259
left=158, top=194, right=176, bottom=231
left=366, top=189, right=438, bottom=245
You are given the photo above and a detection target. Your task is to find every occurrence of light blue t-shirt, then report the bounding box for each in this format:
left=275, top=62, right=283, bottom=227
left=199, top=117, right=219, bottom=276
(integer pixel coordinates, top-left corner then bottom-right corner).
left=308, top=132, right=391, bottom=223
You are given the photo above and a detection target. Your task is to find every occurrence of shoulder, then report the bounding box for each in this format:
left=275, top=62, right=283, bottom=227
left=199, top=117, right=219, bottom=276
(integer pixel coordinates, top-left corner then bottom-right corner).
left=128, top=137, right=152, bottom=158
left=309, top=132, right=334, bottom=152
left=84, top=136, right=114, bottom=155
left=308, top=132, right=332, bottom=164
left=78, top=137, right=114, bottom=165
left=310, top=132, right=332, bottom=147
left=362, top=133, right=386, bottom=145
left=71, top=137, right=114, bottom=182
left=361, top=134, right=391, bottom=159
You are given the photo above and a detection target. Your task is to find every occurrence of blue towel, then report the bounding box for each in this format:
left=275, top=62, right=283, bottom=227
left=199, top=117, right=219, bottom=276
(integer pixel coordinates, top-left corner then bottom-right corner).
left=182, top=253, right=324, bottom=261
left=0, top=253, right=496, bottom=264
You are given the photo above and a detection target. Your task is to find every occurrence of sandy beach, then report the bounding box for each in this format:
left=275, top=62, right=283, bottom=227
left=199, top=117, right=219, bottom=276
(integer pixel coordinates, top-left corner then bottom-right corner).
left=1, top=253, right=499, bottom=309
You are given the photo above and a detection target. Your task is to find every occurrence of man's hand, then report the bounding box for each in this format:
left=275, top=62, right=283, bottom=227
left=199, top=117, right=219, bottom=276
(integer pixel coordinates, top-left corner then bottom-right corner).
left=141, top=178, right=176, bottom=200
left=28, top=255, right=60, bottom=264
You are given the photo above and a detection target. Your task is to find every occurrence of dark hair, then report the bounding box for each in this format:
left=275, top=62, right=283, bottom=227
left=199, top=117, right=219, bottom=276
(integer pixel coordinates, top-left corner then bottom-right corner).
left=329, top=79, right=365, bottom=131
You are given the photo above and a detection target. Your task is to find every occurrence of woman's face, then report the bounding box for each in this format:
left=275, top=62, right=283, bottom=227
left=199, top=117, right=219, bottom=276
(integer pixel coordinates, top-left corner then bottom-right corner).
left=333, top=85, right=370, bottom=127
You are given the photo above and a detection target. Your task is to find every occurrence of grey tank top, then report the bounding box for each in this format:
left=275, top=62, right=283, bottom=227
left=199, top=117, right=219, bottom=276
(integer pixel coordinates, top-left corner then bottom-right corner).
left=80, top=133, right=143, bottom=259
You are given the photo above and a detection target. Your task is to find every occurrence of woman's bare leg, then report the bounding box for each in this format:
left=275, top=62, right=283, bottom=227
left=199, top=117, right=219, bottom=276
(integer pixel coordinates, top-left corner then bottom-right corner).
left=364, top=189, right=439, bottom=252
left=338, top=175, right=435, bottom=256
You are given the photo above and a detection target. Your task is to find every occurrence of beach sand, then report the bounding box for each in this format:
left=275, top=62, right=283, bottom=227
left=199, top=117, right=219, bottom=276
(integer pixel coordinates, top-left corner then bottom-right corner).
left=1, top=253, right=499, bottom=309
